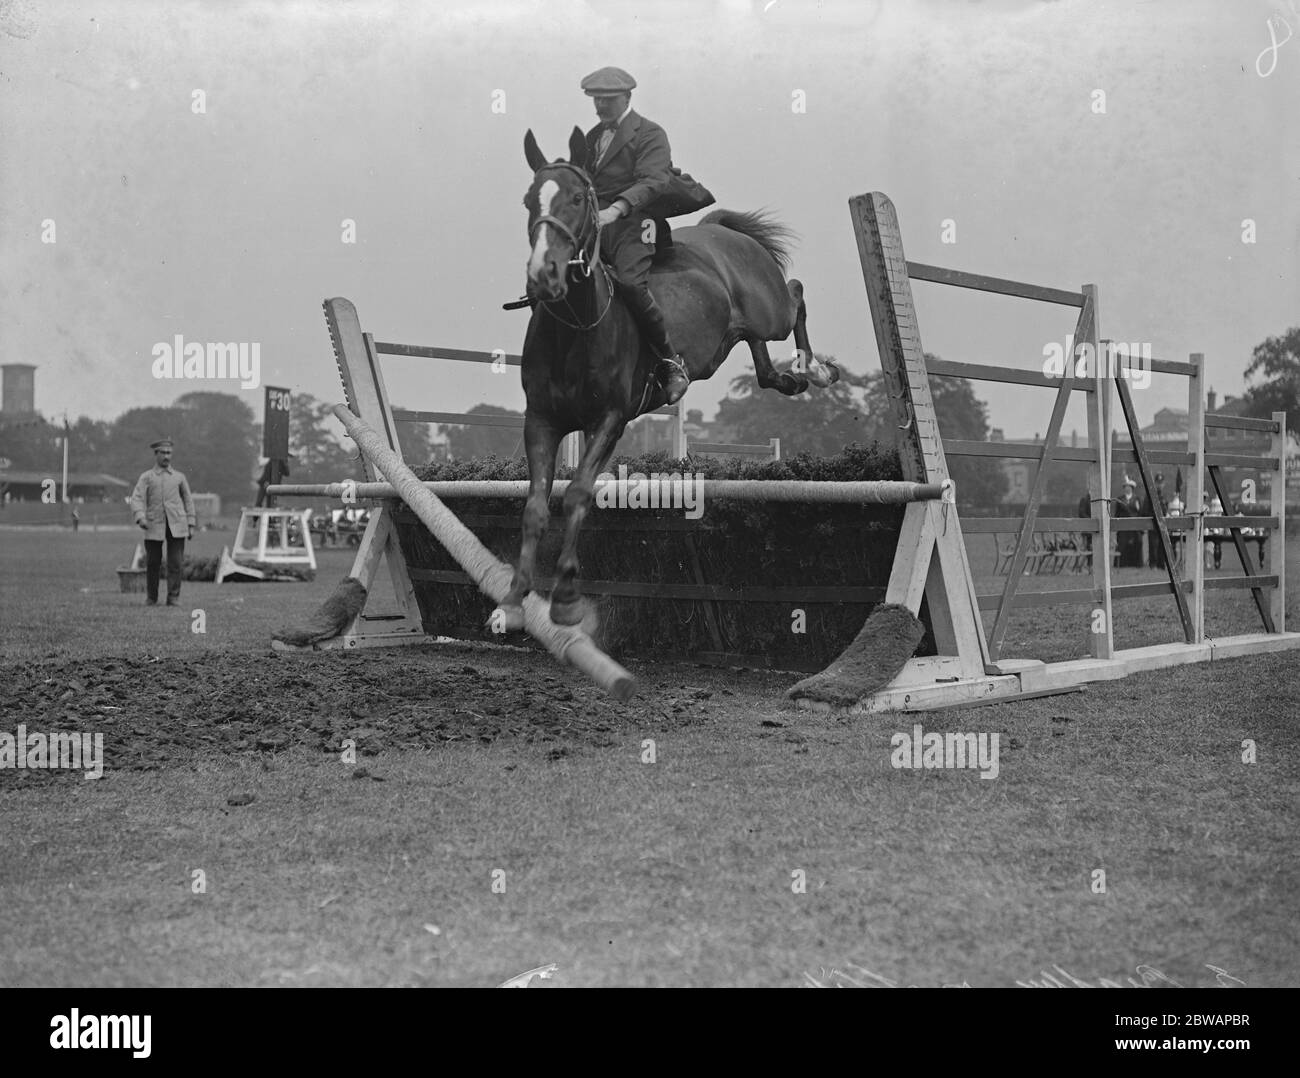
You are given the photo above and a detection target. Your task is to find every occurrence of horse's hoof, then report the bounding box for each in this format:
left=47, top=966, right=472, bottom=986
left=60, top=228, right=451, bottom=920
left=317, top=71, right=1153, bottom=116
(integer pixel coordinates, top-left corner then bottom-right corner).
left=549, top=596, right=596, bottom=633
left=488, top=605, right=525, bottom=633
left=807, top=359, right=840, bottom=388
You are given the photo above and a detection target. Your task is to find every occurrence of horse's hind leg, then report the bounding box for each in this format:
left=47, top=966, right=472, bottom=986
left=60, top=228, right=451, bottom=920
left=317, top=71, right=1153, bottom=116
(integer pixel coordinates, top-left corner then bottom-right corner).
left=551, top=409, right=625, bottom=627
left=787, top=278, right=839, bottom=388
left=496, top=416, right=562, bottom=632
left=750, top=337, right=809, bottom=396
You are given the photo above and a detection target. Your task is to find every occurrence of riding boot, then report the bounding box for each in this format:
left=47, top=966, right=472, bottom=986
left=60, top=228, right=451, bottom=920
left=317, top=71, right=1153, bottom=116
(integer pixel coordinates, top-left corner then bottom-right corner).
left=624, top=286, right=690, bottom=404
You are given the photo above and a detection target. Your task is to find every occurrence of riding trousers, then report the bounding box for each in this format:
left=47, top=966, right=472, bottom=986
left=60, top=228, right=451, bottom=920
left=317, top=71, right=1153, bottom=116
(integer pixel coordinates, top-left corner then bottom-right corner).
left=600, top=212, right=675, bottom=359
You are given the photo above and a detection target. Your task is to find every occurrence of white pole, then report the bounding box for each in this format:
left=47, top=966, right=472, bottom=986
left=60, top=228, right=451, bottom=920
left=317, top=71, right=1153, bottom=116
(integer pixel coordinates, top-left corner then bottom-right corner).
left=331, top=403, right=636, bottom=701
left=61, top=418, right=70, bottom=503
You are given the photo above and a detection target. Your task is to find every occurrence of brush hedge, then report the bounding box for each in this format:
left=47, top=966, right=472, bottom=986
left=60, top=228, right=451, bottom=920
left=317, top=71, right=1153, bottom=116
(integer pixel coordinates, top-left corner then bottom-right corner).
left=397, top=443, right=937, bottom=670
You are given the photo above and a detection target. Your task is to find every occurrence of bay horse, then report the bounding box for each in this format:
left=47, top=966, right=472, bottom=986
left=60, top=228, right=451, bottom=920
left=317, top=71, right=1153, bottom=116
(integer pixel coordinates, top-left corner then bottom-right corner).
left=495, top=126, right=839, bottom=631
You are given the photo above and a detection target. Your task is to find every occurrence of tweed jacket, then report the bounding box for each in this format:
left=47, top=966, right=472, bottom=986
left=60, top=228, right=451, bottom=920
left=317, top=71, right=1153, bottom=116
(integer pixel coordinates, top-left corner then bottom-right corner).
left=130, top=465, right=196, bottom=540
left=584, top=110, right=673, bottom=215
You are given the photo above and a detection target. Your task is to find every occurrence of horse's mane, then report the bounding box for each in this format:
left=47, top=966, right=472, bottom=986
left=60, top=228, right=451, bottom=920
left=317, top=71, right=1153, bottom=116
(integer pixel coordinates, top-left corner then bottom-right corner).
left=699, top=209, right=796, bottom=272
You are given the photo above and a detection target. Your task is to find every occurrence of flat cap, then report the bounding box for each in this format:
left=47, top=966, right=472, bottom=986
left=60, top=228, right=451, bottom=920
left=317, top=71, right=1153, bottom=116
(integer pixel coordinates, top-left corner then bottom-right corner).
left=581, top=66, right=636, bottom=95
left=150, top=438, right=174, bottom=450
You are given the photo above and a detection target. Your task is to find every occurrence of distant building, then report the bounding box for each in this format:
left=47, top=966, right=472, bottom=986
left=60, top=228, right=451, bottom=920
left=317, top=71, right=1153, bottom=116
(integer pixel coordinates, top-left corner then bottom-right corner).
left=1112, top=389, right=1297, bottom=507
left=1, top=364, right=36, bottom=417
left=992, top=386, right=1296, bottom=509
left=0, top=469, right=130, bottom=503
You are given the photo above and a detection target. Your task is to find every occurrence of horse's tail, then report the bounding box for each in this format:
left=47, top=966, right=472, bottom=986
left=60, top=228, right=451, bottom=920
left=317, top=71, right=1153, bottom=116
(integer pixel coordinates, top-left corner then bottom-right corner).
left=699, top=209, right=795, bottom=272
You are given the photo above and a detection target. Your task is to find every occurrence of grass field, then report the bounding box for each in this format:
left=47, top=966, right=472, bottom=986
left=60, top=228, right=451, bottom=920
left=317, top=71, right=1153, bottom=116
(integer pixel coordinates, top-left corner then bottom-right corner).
left=1, top=525, right=1297, bottom=987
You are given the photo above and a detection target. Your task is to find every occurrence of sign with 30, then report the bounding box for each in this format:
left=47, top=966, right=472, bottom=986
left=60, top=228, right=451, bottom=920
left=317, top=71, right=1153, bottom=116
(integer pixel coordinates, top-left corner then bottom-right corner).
left=264, top=386, right=290, bottom=460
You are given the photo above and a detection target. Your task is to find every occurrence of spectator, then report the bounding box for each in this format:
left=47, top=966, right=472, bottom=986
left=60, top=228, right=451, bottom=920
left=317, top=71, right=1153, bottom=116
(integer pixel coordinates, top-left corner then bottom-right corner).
left=1117, top=477, right=1142, bottom=567
left=1144, top=472, right=1167, bottom=570
left=1204, top=493, right=1224, bottom=570
left=129, top=437, right=195, bottom=607
left=1167, top=493, right=1185, bottom=569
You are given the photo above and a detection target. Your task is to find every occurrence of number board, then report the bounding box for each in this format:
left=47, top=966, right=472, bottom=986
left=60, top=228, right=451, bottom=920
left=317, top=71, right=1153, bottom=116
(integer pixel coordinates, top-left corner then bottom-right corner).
left=264, top=386, right=291, bottom=460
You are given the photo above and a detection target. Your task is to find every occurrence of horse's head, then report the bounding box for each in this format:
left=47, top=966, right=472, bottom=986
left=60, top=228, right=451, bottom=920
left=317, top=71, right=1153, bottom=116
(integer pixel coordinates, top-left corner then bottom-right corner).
left=523, top=126, right=597, bottom=301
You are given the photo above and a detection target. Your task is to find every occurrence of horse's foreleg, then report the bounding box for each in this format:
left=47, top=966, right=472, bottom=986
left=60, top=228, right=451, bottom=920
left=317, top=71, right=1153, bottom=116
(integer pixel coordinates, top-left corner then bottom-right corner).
left=550, top=410, right=625, bottom=627
left=788, top=278, right=838, bottom=388
left=497, top=417, right=562, bottom=632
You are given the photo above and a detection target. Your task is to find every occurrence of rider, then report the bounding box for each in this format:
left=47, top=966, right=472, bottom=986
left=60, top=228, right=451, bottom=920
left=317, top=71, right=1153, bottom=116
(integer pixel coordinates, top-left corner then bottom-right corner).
left=579, top=66, right=689, bottom=404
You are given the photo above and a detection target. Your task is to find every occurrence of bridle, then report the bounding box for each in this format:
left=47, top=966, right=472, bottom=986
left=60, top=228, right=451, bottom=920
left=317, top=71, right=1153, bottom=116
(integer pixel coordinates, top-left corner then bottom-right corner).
left=528, top=162, right=613, bottom=331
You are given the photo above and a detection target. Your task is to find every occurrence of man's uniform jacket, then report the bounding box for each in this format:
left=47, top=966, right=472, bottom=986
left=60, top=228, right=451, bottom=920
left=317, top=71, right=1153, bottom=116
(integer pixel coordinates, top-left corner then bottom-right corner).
left=130, top=465, right=196, bottom=541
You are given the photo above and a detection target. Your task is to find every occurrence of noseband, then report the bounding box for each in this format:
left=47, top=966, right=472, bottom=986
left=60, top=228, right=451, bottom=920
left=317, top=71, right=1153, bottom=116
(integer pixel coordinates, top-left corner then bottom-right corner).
left=528, top=161, right=612, bottom=330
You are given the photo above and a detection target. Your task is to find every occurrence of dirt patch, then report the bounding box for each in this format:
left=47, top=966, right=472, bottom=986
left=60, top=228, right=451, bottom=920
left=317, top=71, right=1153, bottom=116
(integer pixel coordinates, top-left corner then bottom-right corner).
left=0, top=644, right=784, bottom=785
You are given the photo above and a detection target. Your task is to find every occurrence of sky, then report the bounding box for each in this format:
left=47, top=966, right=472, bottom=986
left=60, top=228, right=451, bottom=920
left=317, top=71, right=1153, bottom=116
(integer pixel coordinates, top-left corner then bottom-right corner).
left=3, top=0, right=1297, bottom=448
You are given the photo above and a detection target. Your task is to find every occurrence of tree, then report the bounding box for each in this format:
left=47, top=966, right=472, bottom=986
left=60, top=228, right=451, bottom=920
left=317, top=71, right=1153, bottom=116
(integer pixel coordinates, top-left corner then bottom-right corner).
left=710, top=356, right=880, bottom=456
left=172, top=392, right=260, bottom=506
left=104, top=394, right=258, bottom=507
left=287, top=392, right=364, bottom=484
left=857, top=362, right=1007, bottom=508
left=103, top=405, right=189, bottom=491
left=1242, top=327, right=1300, bottom=435
left=711, top=351, right=1008, bottom=506
left=68, top=416, right=115, bottom=472
left=443, top=404, right=527, bottom=459
left=0, top=413, right=60, bottom=470
left=392, top=406, right=437, bottom=468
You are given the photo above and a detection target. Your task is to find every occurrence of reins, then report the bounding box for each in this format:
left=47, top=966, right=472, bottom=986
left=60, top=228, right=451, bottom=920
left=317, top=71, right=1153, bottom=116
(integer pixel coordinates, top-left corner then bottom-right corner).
left=529, top=162, right=614, bottom=331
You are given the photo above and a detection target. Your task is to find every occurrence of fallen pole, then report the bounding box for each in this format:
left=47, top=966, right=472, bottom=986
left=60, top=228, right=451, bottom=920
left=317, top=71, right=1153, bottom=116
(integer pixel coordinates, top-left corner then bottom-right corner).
left=269, top=478, right=951, bottom=505
left=329, top=403, right=637, bottom=702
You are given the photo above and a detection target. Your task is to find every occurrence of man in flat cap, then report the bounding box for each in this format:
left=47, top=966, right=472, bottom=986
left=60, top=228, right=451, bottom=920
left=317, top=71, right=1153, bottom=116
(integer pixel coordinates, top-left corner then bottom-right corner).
left=130, top=438, right=195, bottom=606
left=579, top=65, right=691, bottom=404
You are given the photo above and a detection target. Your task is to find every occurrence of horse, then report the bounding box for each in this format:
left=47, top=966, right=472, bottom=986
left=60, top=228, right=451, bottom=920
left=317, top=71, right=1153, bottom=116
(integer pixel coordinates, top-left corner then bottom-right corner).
left=495, top=125, right=840, bottom=632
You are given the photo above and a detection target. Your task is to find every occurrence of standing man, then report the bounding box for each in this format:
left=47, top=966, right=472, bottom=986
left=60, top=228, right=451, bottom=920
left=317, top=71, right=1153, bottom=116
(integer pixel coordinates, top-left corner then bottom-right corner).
left=130, top=438, right=195, bottom=606
left=1117, top=477, right=1141, bottom=567
left=1144, top=472, right=1167, bottom=570
left=580, top=66, right=691, bottom=405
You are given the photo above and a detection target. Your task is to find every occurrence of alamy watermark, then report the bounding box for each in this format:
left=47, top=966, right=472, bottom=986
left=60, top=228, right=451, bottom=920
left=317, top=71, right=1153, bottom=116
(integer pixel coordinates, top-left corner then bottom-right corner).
left=890, top=723, right=1000, bottom=779
left=152, top=336, right=261, bottom=389
left=1043, top=336, right=1151, bottom=391
left=0, top=725, right=103, bottom=780
left=50, top=1009, right=150, bottom=1057
left=593, top=464, right=705, bottom=519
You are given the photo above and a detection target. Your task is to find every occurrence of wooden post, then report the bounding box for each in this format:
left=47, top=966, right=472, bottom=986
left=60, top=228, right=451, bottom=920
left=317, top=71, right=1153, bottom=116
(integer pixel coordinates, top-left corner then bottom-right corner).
left=849, top=191, right=989, bottom=680
left=1086, top=296, right=1113, bottom=659
left=1187, top=353, right=1206, bottom=643
left=331, top=403, right=637, bottom=701
left=1270, top=410, right=1287, bottom=633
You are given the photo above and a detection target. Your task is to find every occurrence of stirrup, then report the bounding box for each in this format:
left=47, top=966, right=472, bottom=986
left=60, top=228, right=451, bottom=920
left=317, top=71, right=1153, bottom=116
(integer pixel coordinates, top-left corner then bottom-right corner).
left=657, top=354, right=690, bottom=405
left=657, top=353, right=690, bottom=381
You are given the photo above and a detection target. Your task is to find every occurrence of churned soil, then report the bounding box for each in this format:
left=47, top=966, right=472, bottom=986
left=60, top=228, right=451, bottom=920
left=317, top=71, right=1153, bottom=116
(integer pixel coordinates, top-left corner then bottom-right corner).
left=0, top=644, right=790, bottom=785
